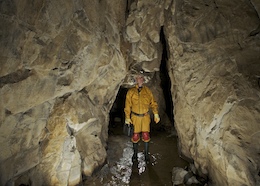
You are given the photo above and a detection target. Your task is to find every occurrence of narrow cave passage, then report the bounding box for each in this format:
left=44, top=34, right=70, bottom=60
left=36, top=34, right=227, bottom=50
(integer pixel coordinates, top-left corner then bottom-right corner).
left=107, top=27, right=174, bottom=134
left=90, top=85, right=188, bottom=186
left=83, top=30, right=191, bottom=185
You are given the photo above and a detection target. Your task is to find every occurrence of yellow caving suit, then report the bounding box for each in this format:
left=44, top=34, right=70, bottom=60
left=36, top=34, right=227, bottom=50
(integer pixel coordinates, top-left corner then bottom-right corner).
left=124, top=85, right=158, bottom=138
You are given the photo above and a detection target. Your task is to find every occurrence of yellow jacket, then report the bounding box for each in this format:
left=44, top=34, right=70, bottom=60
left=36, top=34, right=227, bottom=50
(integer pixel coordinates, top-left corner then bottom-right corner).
left=124, top=85, right=158, bottom=132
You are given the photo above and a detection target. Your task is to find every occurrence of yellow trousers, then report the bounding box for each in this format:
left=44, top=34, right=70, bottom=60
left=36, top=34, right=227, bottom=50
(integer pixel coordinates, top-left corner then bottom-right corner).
left=131, top=113, right=151, bottom=133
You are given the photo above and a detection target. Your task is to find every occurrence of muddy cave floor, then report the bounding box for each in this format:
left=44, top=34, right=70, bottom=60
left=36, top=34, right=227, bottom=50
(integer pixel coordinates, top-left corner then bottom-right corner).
left=83, top=121, right=193, bottom=186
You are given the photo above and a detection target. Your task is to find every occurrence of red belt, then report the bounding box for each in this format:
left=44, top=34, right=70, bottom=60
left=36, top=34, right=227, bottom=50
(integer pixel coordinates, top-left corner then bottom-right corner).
left=131, top=111, right=148, bottom=117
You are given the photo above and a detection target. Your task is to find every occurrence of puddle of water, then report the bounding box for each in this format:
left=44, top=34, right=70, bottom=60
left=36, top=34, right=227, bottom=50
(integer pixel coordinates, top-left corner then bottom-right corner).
left=83, top=123, right=189, bottom=186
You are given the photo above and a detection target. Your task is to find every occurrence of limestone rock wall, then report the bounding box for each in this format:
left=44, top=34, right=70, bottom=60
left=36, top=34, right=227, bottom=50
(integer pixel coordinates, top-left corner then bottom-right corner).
left=164, top=0, right=260, bottom=185
left=0, top=0, right=127, bottom=185
left=125, top=0, right=165, bottom=72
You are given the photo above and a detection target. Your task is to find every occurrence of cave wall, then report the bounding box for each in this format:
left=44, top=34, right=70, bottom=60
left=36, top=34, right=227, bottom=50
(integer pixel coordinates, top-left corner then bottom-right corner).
left=0, top=0, right=128, bottom=185
left=164, top=0, right=260, bottom=185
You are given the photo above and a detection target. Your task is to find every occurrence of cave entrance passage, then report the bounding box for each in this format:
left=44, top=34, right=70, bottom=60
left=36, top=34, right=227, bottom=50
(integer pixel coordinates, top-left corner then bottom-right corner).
left=96, top=27, right=188, bottom=186
left=108, top=27, right=174, bottom=133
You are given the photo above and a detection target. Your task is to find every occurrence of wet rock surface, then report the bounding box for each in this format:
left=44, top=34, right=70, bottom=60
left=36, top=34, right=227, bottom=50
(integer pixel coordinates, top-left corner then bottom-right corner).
left=83, top=121, right=190, bottom=186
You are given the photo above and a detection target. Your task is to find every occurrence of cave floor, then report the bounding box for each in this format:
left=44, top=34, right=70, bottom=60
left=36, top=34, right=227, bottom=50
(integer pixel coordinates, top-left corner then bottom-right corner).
left=83, top=121, right=189, bottom=186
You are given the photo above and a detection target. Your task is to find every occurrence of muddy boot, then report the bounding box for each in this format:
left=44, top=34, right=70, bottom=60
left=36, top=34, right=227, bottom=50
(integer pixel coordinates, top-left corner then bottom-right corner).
left=132, top=143, right=138, bottom=162
left=144, top=142, right=150, bottom=163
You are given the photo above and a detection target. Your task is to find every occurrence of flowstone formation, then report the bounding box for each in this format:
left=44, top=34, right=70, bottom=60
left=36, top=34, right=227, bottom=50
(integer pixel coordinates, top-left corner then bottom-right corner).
left=0, top=0, right=260, bottom=185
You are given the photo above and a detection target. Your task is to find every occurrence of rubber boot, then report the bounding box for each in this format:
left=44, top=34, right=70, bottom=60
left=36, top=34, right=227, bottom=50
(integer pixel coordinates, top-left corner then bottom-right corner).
left=132, top=143, right=138, bottom=162
left=144, top=142, right=150, bottom=163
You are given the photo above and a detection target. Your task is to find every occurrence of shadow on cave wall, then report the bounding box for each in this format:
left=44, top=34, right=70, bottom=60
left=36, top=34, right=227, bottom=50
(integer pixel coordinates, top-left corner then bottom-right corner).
left=160, top=26, right=174, bottom=126
left=108, top=87, right=128, bottom=132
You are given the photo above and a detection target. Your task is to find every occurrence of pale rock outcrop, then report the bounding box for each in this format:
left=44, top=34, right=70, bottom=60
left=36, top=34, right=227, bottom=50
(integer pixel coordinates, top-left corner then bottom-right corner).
left=125, top=0, right=165, bottom=72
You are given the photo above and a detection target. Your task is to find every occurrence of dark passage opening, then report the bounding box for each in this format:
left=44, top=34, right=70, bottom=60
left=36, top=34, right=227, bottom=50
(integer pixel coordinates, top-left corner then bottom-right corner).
left=108, top=87, right=127, bottom=134
left=159, top=26, right=174, bottom=126
left=108, top=27, right=174, bottom=132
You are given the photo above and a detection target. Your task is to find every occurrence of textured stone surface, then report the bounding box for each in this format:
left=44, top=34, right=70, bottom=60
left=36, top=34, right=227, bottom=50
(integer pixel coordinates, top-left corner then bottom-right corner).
left=0, top=0, right=260, bottom=185
left=125, top=0, right=165, bottom=72
left=0, top=0, right=127, bottom=185
left=164, top=0, right=260, bottom=185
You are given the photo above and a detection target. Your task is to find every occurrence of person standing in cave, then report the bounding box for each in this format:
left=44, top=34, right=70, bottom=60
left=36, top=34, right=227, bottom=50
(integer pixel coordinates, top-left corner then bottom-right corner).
left=124, top=72, right=160, bottom=163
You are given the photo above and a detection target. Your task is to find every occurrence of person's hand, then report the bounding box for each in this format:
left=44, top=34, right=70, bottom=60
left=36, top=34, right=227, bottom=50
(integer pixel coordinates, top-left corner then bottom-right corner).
left=125, top=118, right=132, bottom=125
left=154, top=114, right=160, bottom=124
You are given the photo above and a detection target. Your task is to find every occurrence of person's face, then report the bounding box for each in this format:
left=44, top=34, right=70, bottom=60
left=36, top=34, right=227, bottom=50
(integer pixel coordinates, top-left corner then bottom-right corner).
left=136, top=75, right=144, bottom=86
